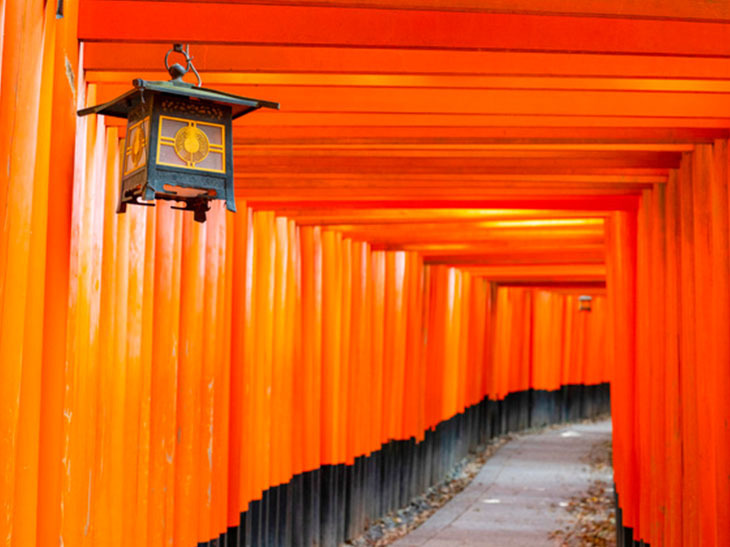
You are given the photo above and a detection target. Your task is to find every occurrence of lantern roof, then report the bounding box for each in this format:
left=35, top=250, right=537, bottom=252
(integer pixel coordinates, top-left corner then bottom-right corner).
left=78, top=78, right=280, bottom=120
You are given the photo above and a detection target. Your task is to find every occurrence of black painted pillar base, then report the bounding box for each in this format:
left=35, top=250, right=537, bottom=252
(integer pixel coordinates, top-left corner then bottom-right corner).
left=615, top=489, right=650, bottom=547
left=201, top=382, right=612, bottom=547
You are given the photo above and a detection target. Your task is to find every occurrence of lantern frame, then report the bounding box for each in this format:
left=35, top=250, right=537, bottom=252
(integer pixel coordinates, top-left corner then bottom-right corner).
left=78, top=45, right=279, bottom=222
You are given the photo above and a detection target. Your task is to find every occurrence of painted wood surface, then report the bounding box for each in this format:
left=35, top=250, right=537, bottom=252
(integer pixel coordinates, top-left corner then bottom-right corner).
left=2, top=1, right=730, bottom=545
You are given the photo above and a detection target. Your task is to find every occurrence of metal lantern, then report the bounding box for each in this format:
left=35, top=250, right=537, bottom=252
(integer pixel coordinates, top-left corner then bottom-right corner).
left=78, top=44, right=279, bottom=222
left=578, top=295, right=593, bottom=312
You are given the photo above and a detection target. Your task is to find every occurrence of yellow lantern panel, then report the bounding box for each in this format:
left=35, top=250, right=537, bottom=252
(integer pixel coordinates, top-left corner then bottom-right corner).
left=157, top=115, right=225, bottom=173
left=123, top=118, right=150, bottom=176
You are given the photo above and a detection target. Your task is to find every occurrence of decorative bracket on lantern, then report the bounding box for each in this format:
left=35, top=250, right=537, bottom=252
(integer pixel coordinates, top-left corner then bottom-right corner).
left=77, top=44, right=279, bottom=222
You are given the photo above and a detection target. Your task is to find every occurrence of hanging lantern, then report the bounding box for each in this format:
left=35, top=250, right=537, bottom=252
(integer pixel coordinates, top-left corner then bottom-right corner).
left=78, top=44, right=279, bottom=222
left=578, top=295, right=593, bottom=312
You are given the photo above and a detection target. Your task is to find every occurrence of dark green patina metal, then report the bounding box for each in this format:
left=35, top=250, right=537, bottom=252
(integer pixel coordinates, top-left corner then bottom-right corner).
left=78, top=44, right=279, bottom=222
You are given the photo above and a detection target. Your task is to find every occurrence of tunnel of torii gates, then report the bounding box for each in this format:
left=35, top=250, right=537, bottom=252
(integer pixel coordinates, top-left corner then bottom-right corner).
left=4, top=1, right=730, bottom=547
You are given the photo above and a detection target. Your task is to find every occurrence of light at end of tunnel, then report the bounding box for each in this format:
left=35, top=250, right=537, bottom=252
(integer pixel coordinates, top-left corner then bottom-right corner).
left=403, top=243, right=472, bottom=251
left=467, top=209, right=542, bottom=217
left=483, top=218, right=604, bottom=229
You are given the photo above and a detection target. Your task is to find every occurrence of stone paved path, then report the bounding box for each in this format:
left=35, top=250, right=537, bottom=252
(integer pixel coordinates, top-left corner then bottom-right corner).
left=392, top=420, right=613, bottom=547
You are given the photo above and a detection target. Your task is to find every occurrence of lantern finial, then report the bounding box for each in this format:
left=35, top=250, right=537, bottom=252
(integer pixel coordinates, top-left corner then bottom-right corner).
left=164, top=43, right=202, bottom=87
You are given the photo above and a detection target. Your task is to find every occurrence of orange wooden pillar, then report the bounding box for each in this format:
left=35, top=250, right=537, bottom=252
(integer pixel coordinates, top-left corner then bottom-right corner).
left=662, top=170, right=682, bottom=547
left=675, top=153, right=700, bottom=546
left=382, top=251, right=406, bottom=442
left=441, top=267, right=460, bottom=418
left=0, top=0, right=54, bottom=541
left=36, top=0, right=80, bottom=542
left=401, top=252, right=423, bottom=441
left=611, top=143, right=730, bottom=545
left=691, top=145, right=718, bottom=547
left=634, top=189, right=652, bottom=543
left=347, top=241, right=371, bottom=459
left=419, top=265, right=434, bottom=430
left=237, top=208, right=256, bottom=515
left=424, top=265, right=446, bottom=427
left=493, top=286, right=512, bottom=401
left=283, top=218, right=299, bottom=490
left=337, top=237, right=351, bottom=466
left=369, top=250, right=385, bottom=448
left=710, top=140, right=730, bottom=546
left=218, top=210, right=236, bottom=541
left=173, top=216, right=206, bottom=545
left=321, top=229, right=343, bottom=466
left=60, top=81, right=108, bottom=547
left=148, top=203, right=183, bottom=546
left=199, top=204, right=228, bottom=543
left=300, top=225, right=323, bottom=472
left=456, top=271, right=472, bottom=413
left=254, top=212, right=276, bottom=502
left=482, top=282, right=498, bottom=403
left=648, top=179, right=667, bottom=546
left=605, top=208, right=638, bottom=536
left=10, top=1, right=59, bottom=543
left=271, top=216, right=295, bottom=487
left=227, top=205, right=245, bottom=528
left=466, top=278, right=487, bottom=409
left=93, top=132, right=122, bottom=545
left=531, top=291, right=562, bottom=393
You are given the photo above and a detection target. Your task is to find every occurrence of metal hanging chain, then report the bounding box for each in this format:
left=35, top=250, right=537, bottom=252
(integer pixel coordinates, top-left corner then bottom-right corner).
left=164, top=43, right=202, bottom=87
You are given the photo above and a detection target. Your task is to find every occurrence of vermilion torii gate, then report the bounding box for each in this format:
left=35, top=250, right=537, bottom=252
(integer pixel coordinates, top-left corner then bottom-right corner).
left=1, top=1, right=729, bottom=546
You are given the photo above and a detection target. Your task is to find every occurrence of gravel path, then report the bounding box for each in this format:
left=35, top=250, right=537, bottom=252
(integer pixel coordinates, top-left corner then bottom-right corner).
left=391, top=420, right=613, bottom=547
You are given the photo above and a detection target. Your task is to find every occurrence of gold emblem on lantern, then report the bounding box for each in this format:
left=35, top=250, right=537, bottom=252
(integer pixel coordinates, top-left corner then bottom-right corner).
left=157, top=116, right=225, bottom=173
left=123, top=118, right=149, bottom=175
left=174, top=125, right=209, bottom=165
left=131, top=125, right=146, bottom=163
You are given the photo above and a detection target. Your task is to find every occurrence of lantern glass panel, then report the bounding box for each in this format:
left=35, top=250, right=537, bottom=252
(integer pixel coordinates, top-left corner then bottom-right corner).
left=196, top=149, right=223, bottom=171
left=123, top=117, right=149, bottom=176
left=156, top=115, right=226, bottom=173
left=198, top=123, right=223, bottom=145
left=158, top=144, right=187, bottom=167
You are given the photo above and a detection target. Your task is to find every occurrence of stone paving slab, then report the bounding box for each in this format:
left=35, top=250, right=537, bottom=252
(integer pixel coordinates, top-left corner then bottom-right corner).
left=393, top=420, right=613, bottom=547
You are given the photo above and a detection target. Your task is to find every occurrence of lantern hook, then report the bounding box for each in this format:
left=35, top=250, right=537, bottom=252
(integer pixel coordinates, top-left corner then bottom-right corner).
left=164, top=43, right=202, bottom=87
